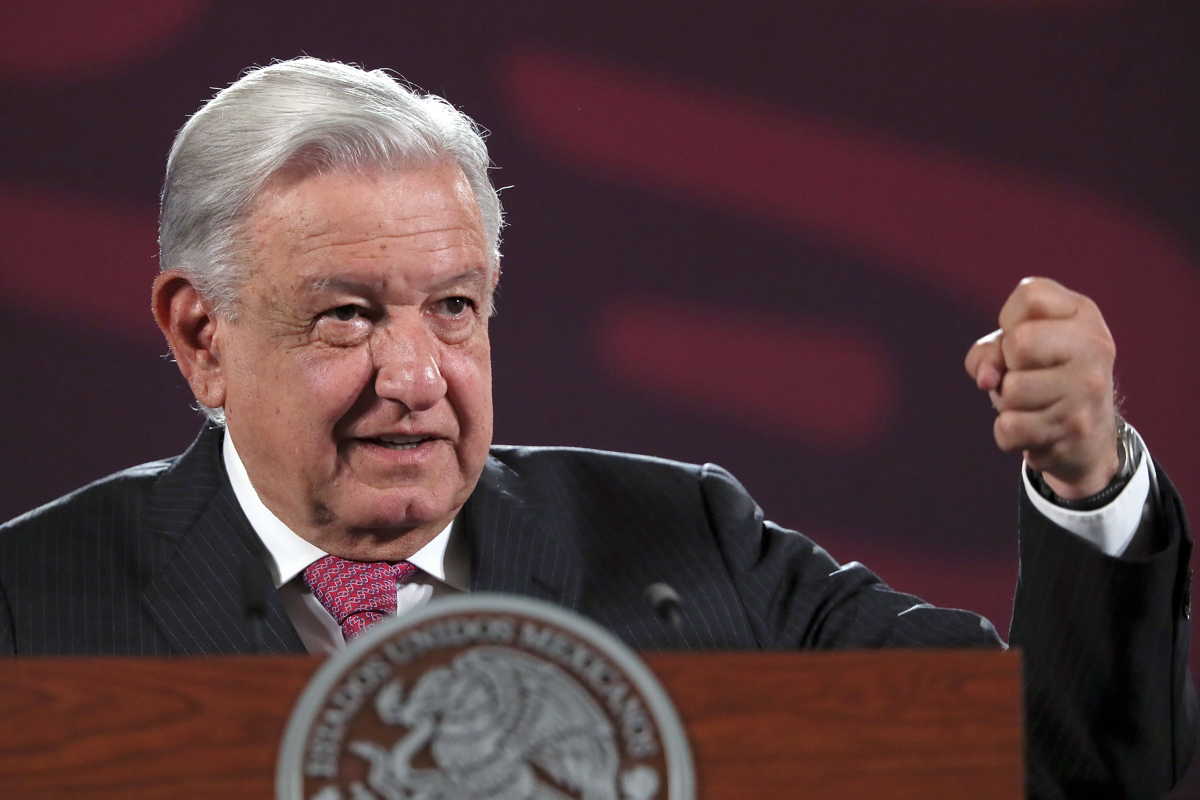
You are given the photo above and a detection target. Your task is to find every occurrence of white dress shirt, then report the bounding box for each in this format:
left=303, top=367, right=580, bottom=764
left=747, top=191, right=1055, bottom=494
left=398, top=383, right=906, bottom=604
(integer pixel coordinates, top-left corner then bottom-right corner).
left=223, top=428, right=1152, bottom=655
left=1022, top=425, right=1153, bottom=558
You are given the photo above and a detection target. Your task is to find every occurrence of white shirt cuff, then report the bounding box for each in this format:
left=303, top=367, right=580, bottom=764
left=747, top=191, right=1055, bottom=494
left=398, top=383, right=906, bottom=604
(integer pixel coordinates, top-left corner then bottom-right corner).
left=1021, top=433, right=1152, bottom=558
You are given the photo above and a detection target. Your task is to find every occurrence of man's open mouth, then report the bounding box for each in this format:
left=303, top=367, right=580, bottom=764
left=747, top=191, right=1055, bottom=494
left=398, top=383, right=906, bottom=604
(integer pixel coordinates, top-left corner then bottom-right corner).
left=371, top=435, right=434, bottom=451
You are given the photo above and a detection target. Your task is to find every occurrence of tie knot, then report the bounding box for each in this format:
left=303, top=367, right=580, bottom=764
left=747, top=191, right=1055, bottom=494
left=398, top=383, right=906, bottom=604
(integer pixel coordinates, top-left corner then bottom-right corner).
left=302, top=554, right=418, bottom=641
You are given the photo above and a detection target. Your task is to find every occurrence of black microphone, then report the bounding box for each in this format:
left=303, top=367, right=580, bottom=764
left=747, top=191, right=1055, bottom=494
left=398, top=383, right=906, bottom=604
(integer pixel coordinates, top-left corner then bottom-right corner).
left=240, top=557, right=272, bottom=654
left=643, top=582, right=684, bottom=649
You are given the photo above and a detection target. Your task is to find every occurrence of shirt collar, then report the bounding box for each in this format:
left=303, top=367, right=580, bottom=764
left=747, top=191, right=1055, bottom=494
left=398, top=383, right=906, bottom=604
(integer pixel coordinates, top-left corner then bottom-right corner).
left=221, top=428, right=462, bottom=589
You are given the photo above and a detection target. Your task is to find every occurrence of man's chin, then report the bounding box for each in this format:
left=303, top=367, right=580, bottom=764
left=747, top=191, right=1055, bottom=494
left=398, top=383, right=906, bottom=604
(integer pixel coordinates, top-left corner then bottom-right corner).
left=320, top=516, right=453, bottom=561
left=329, top=485, right=461, bottom=540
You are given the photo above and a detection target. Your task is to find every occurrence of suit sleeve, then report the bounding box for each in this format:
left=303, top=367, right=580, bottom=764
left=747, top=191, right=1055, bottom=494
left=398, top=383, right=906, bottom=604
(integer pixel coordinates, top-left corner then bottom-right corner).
left=700, top=458, right=1196, bottom=800
left=698, top=461, right=1003, bottom=650
left=1012, top=460, right=1196, bottom=800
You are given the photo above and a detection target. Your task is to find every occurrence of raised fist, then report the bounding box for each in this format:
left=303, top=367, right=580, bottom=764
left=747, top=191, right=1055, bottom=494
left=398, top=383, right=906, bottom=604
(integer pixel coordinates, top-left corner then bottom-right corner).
left=965, top=277, right=1120, bottom=499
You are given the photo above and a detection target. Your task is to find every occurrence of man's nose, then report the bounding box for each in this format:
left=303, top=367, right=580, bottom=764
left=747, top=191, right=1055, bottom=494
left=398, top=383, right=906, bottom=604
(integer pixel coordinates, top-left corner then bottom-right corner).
left=371, top=317, right=448, bottom=412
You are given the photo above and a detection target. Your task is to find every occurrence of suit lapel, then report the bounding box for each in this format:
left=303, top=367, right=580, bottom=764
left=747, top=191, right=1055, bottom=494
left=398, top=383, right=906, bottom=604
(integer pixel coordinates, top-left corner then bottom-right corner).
left=141, top=425, right=306, bottom=655
left=464, top=453, right=582, bottom=611
left=142, top=434, right=580, bottom=652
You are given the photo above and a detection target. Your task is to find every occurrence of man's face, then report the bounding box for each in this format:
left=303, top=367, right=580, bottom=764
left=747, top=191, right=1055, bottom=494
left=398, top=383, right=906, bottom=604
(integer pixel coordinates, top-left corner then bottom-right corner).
left=212, top=163, right=494, bottom=559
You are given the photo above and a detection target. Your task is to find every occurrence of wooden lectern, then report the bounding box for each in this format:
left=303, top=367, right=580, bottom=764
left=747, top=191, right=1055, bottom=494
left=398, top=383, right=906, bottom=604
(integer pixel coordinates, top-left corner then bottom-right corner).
left=0, top=649, right=1022, bottom=799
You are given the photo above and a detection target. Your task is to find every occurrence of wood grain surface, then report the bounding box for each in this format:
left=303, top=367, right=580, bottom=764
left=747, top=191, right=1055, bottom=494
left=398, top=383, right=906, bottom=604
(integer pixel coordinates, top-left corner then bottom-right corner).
left=645, top=649, right=1023, bottom=800
left=0, top=649, right=1021, bottom=799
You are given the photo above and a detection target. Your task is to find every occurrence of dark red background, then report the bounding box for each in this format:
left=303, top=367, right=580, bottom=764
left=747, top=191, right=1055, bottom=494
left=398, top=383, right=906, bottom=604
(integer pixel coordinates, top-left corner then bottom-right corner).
left=1, top=1, right=1198, bottom=793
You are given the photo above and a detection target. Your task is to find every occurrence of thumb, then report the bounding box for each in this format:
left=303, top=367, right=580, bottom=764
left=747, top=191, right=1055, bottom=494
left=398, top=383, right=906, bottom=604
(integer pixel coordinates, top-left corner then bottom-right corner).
left=965, top=329, right=1006, bottom=392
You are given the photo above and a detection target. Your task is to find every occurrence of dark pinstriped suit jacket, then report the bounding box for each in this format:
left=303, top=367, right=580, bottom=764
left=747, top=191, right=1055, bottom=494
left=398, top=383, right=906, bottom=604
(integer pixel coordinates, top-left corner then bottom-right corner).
left=0, top=423, right=1194, bottom=798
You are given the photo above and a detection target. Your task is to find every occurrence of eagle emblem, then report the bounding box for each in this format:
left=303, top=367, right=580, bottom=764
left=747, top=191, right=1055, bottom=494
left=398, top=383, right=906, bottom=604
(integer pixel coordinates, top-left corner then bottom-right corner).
left=279, top=595, right=692, bottom=800
left=343, top=647, right=655, bottom=800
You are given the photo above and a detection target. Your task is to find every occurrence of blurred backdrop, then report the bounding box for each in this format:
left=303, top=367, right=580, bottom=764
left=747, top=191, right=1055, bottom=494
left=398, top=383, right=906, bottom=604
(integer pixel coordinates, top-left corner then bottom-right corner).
left=1, top=0, right=1198, bottom=785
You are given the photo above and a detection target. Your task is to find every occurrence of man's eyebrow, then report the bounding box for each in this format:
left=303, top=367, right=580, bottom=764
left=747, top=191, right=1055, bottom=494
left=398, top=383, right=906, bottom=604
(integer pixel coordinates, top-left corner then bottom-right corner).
left=306, top=276, right=385, bottom=294
left=430, top=268, right=491, bottom=293
left=304, top=269, right=491, bottom=295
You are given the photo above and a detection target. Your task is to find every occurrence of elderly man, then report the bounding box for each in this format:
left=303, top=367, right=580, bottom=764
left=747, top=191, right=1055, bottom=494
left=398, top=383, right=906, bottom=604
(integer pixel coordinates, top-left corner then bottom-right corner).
left=0, top=59, right=1193, bottom=798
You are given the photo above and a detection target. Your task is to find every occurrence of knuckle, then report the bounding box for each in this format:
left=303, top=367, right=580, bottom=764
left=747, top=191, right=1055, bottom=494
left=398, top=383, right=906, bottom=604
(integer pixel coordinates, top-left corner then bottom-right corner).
left=1019, top=278, right=1054, bottom=309
left=1018, top=276, right=1049, bottom=293
left=994, top=413, right=1022, bottom=450
left=999, top=371, right=1027, bottom=404
left=1097, top=332, right=1117, bottom=363
left=1079, top=369, right=1110, bottom=399
left=1078, top=294, right=1099, bottom=315
left=965, top=341, right=986, bottom=369
left=1004, top=324, right=1035, bottom=363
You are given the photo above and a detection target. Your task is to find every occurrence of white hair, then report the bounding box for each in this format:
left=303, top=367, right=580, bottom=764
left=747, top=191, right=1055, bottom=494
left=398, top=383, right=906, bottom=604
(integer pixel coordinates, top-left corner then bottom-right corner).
left=159, top=57, right=503, bottom=317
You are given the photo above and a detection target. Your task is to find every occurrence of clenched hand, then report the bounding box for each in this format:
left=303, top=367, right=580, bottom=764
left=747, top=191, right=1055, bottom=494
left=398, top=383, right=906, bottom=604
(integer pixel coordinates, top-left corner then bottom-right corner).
left=965, top=277, right=1120, bottom=500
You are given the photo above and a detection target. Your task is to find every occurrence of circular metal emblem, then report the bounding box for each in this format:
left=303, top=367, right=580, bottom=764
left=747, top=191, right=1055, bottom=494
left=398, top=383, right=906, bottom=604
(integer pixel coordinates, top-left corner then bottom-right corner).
left=277, top=594, right=695, bottom=800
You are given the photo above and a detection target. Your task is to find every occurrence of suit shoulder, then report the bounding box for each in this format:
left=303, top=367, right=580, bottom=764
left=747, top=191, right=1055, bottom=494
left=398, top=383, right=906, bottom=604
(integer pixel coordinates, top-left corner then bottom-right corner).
left=487, top=444, right=749, bottom=490
left=0, top=458, right=176, bottom=542
left=488, top=444, right=706, bottom=480
left=482, top=445, right=744, bottom=518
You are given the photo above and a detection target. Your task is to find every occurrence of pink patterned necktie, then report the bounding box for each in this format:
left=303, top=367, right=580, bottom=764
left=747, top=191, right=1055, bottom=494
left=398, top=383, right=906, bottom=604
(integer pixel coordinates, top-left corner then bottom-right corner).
left=301, top=555, right=418, bottom=641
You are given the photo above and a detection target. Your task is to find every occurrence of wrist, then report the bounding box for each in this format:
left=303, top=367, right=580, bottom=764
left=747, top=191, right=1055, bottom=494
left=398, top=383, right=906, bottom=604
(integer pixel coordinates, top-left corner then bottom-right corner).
left=1029, top=417, right=1140, bottom=511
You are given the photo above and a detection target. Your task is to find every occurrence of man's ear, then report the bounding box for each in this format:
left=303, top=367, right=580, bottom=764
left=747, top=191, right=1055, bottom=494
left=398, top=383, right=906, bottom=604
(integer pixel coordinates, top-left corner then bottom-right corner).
left=152, top=270, right=227, bottom=409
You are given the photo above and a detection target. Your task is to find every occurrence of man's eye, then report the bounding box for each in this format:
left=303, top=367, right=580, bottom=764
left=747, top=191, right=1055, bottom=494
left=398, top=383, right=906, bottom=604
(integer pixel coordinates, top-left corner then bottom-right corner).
left=440, top=297, right=472, bottom=316
left=328, top=305, right=363, bottom=321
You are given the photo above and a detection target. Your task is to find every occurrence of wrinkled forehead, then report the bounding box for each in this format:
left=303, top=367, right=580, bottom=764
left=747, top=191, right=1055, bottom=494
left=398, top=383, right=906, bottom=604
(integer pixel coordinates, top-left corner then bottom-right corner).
left=233, top=163, right=492, bottom=301
left=244, top=161, right=488, bottom=262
